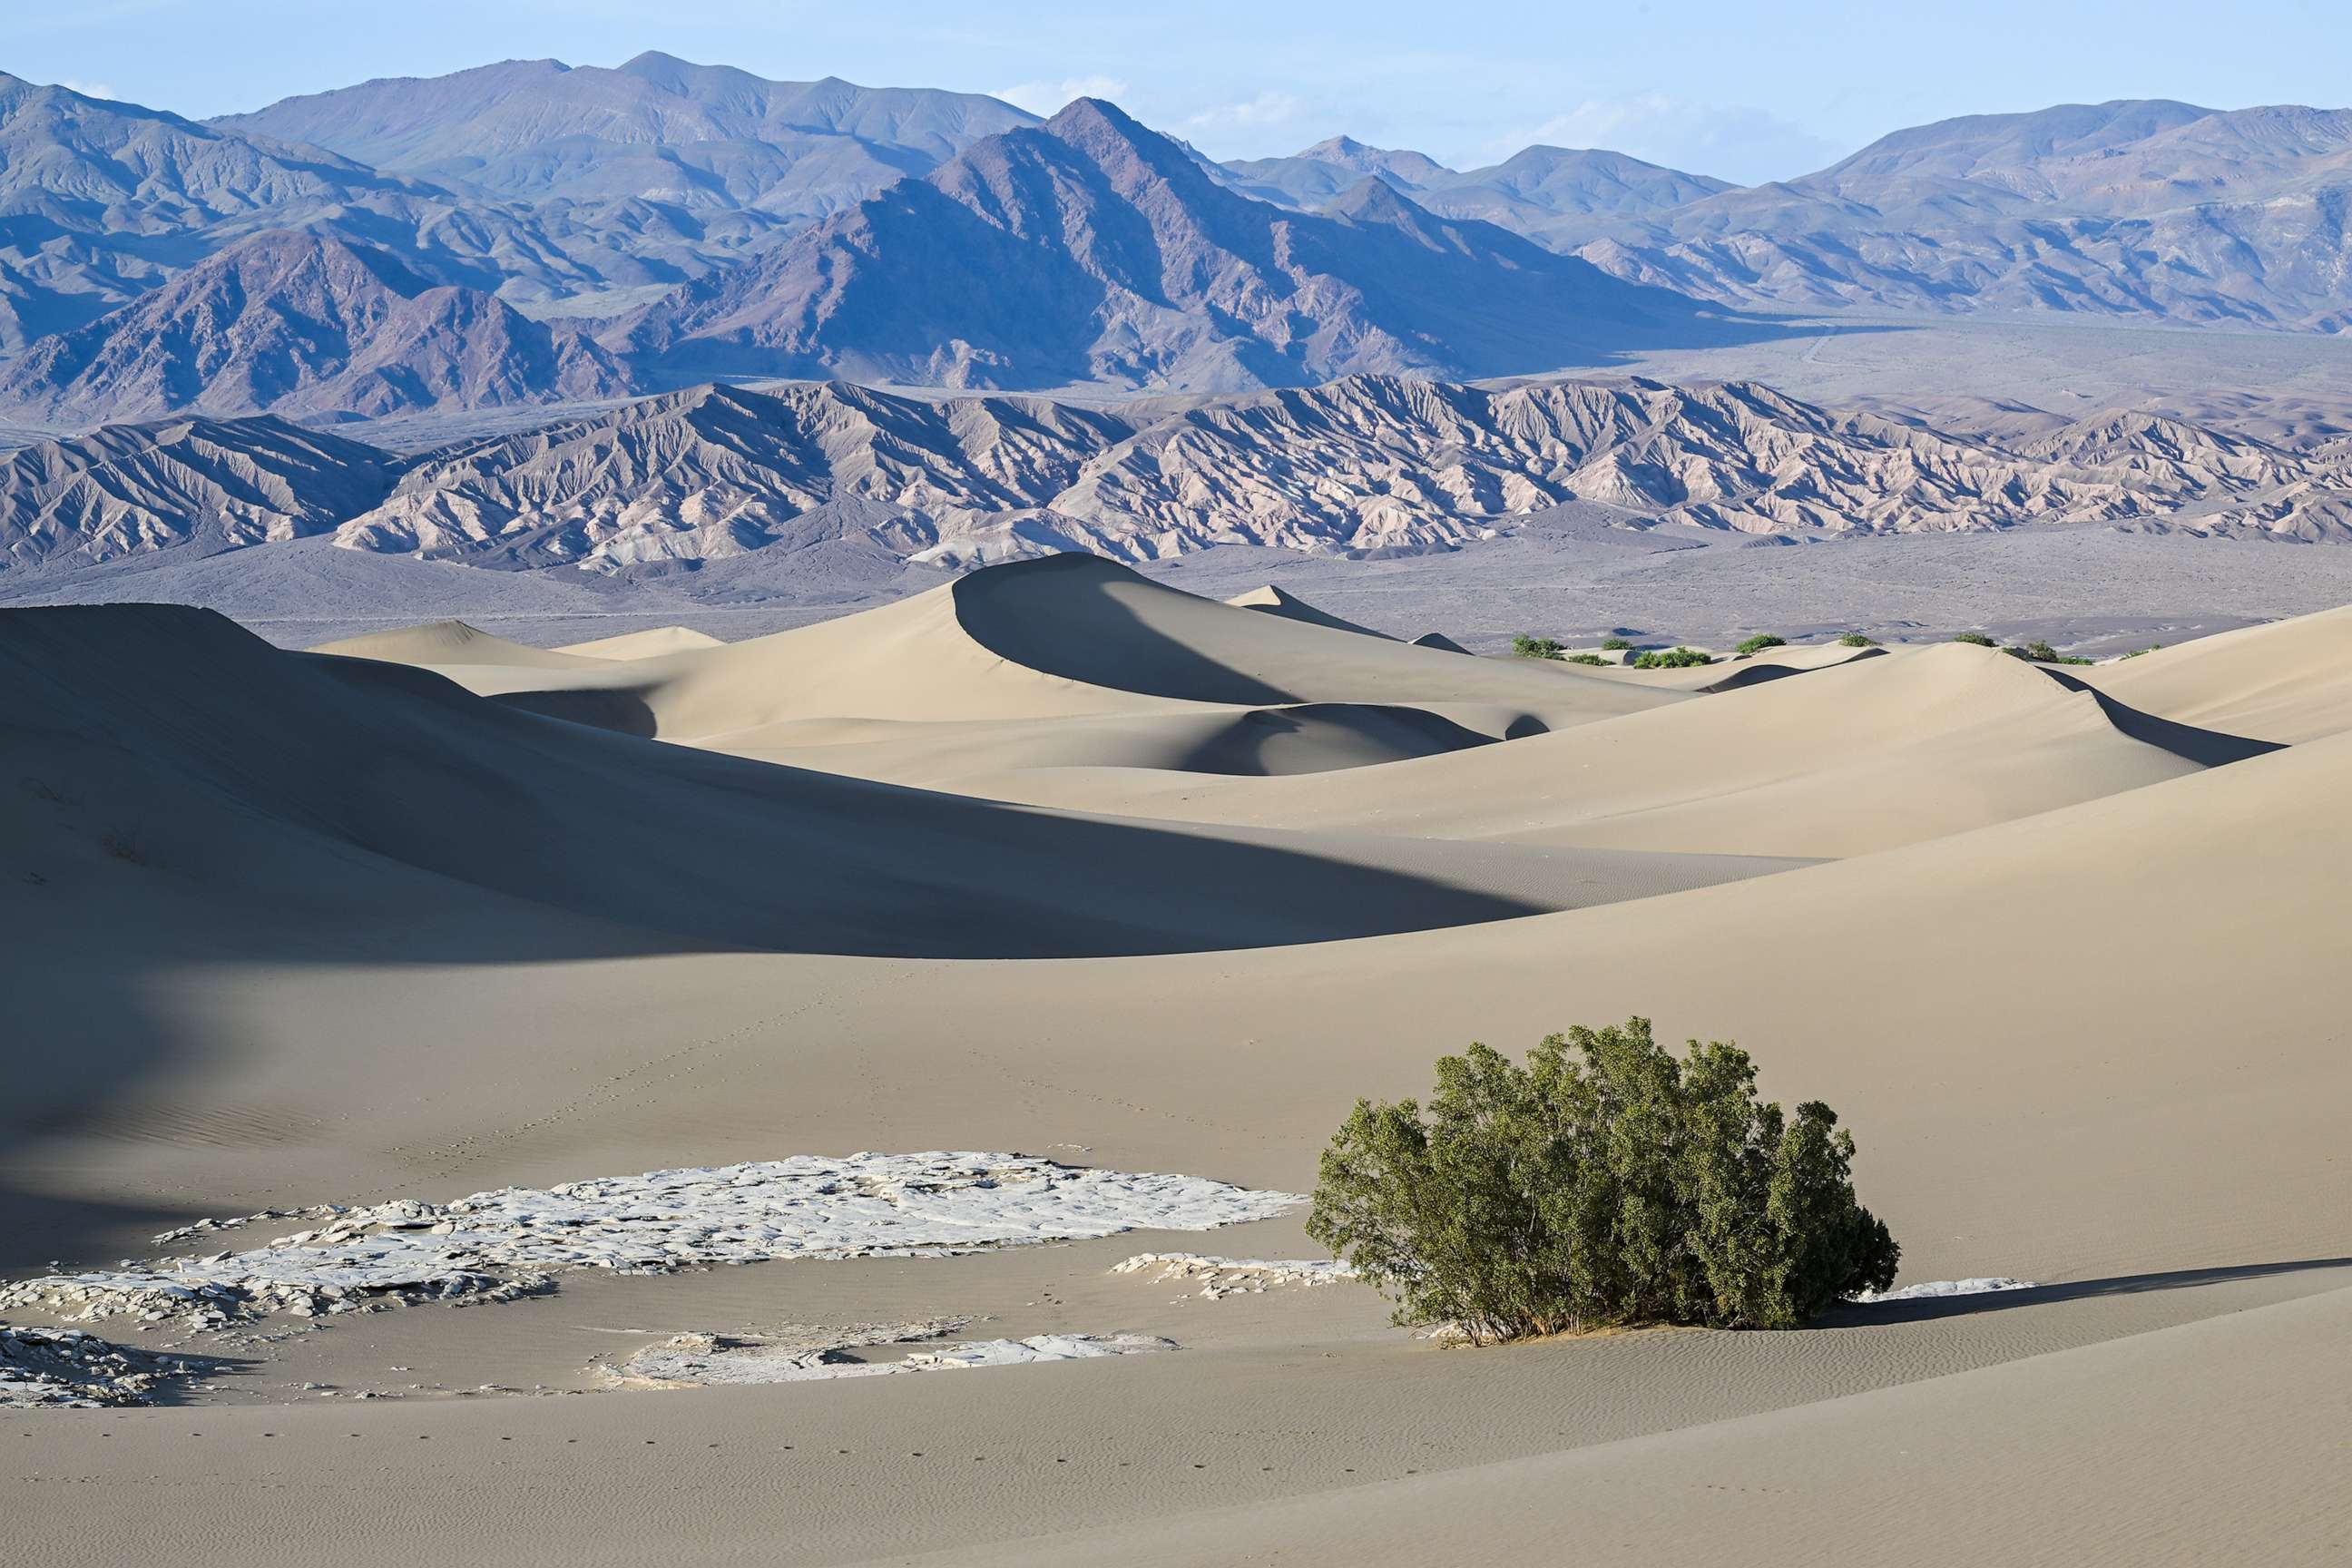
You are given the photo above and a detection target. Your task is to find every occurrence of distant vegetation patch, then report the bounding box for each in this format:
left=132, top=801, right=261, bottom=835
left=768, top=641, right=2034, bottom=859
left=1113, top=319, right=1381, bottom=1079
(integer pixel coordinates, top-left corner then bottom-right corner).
left=2121, top=646, right=2163, bottom=659
left=1733, top=633, right=1788, bottom=657
left=1951, top=632, right=1998, bottom=647
left=1308, top=1018, right=1901, bottom=1344
left=1512, top=635, right=1566, bottom=661
left=1632, top=646, right=1714, bottom=669
left=1600, top=637, right=1634, bottom=652
left=2006, top=641, right=2095, bottom=666
left=1837, top=632, right=1879, bottom=647
left=1564, top=653, right=1609, bottom=666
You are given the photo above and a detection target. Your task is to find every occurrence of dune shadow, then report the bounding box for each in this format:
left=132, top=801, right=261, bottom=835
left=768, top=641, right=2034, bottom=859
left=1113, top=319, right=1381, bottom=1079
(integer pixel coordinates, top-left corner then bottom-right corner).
left=2040, top=668, right=2286, bottom=767
left=1171, top=703, right=1496, bottom=775
left=1699, top=646, right=1886, bottom=693
left=1824, top=1256, right=2352, bottom=1328
left=486, top=681, right=662, bottom=738
left=954, top=553, right=1305, bottom=703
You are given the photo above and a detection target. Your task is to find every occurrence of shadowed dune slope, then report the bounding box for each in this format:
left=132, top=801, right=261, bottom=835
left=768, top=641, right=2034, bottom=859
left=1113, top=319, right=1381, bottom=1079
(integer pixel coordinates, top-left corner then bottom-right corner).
left=953, top=643, right=2274, bottom=858
left=2081, top=602, right=2352, bottom=743
left=1, top=603, right=1795, bottom=960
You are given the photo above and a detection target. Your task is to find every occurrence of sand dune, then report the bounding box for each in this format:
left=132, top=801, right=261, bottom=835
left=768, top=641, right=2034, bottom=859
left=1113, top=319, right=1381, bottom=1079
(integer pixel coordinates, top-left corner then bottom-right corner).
left=553, top=625, right=726, bottom=660
left=1224, top=583, right=1394, bottom=640
left=917, top=1278, right=2352, bottom=1568
left=325, top=556, right=1678, bottom=763
left=2082, top=602, right=2352, bottom=743
left=725, top=702, right=1509, bottom=784
left=5, top=557, right=2346, bottom=1568
left=946, top=642, right=2267, bottom=858
left=3, top=603, right=1788, bottom=963
left=313, top=618, right=608, bottom=670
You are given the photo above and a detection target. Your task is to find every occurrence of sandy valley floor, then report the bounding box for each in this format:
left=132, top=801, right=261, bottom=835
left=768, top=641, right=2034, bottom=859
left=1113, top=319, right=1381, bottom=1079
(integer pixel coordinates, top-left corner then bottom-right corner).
left=4, top=554, right=2348, bottom=1565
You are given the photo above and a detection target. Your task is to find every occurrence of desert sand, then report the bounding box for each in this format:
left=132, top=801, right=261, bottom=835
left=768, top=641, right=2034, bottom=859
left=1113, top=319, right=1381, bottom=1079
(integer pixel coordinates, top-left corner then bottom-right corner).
left=4, top=554, right=2347, bottom=1566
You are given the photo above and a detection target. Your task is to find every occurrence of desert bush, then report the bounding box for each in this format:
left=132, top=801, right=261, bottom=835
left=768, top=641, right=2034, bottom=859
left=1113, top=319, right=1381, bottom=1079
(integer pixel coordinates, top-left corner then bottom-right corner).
left=1565, top=652, right=1609, bottom=666
left=1734, top=633, right=1788, bottom=657
left=1632, top=646, right=1714, bottom=669
left=1307, top=1018, right=1899, bottom=1343
left=1837, top=632, right=1878, bottom=648
left=1951, top=632, right=1997, bottom=647
left=2121, top=646, right=2162, bottom=659
left=2007, top=640, right=2094, bottom=666
left=1600, top=636, right=1634, bottom=652
left=1513, top=634, right=1566, bottom=661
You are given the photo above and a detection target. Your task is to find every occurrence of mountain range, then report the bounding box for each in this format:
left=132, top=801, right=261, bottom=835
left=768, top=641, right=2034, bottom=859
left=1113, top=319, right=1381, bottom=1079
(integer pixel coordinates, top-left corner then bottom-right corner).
left=1246, top=101, right=2352, bottom=330
left=9, top=373, right=2348, bottom=585
left=2, top=57, right=2349, bottom=431
left=606, top=99, right=1715, bottom=391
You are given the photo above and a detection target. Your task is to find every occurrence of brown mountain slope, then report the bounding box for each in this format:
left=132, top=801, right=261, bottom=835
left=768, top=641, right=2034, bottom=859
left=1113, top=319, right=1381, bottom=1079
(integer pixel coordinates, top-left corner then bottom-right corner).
left=609, top=99, right=1730, bottom=392
left=0, top=231, right=638, bottom=424
left=0, top=414, right=395, bottom=572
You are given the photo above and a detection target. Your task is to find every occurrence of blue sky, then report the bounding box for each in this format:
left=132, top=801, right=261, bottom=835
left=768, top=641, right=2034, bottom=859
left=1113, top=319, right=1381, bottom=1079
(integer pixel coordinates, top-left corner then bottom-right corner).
left=15, top=0, right=2350, bottom=184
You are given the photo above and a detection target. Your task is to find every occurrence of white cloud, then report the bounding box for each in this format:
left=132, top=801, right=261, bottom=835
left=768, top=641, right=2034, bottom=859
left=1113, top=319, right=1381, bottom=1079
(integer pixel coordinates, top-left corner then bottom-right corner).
left=1183, top=90, right=1304, bottom=132
left=995, top=74, right=1131, bottom=116
left=1507, top=93, right=1845, bottom=184
left=61, top=78, right=122, bottom=102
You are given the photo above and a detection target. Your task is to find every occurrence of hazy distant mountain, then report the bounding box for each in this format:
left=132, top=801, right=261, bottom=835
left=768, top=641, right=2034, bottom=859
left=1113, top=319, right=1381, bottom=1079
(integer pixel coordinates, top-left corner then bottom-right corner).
left=215, top=54, right=1038, bottom=224
left=325, top=374, right=2352, bottom=574
left=0, top=414, right=394, bottom=570
left=1221, top=135, right=1455, bottom=206
left=6, top=64, right=2352, bottom=433
left=0, top=231, right=637, bottom=423
left=1577, top=101, right=2352, bottom=329
left=1222, top=138, right=1731, bottom=242
left=0, top=71, right=602, bottom=348
left=612, top=99, right=1720, bottom=392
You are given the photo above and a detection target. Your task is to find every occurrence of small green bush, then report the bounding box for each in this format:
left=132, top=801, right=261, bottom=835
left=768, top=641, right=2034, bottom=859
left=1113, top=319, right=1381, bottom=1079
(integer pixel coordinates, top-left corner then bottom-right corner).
left=1513, top=634, right=1565, bottom=661
left=1565, top=652, right=1608, bottom=666
left=1600, top=636, right=1634, bottom=652
left=1951, top=632, right=1997, bottom=647
left=2009, top=640, right=2094, bottom=666
left=1837, top=632, right=1878, bottom=648
left=1734, top=633, right=1788, bottom=657
left=1632, top=646, right=1714, bottom=669
left=1308, top=1018, right=1900, bottom=1343
left=2121, top=645, right=2162, bottom=659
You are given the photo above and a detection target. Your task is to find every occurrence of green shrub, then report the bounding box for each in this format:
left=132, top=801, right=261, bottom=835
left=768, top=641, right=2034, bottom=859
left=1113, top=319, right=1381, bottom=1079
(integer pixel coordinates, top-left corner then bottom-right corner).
left=1564, top=652, right=1609, bottom=666
left=2009, top=640, right=2094, bottom=666
left=1734, top=633, right=1788, bottom=657
left=1632, top=646, right=1714, bottom=669
left=1513, top=634, right=1566, bottom=661
left=1951, top=632, right=1997, bottom=647
left=1600, top=637, right=1634, bottom=652
left=1307, top=1018, right=1900, bottom=1344
left=2121, top=646, right=2162, bottom=659
left=1837, top=632, right=1878, bottom=648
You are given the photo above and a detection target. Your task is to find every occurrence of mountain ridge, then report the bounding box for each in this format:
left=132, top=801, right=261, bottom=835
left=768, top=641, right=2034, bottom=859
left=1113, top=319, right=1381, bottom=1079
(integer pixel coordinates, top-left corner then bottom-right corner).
left=0, top=230, right=639, bottom=423
left=12, top=373, right=2349, bottom=583
left=607, top=97, right=1726, bottom=393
